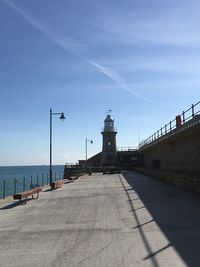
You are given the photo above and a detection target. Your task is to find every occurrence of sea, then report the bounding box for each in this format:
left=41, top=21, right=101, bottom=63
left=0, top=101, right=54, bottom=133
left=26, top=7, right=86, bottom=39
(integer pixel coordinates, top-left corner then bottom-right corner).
left=0, top=165, right=65, bottom=199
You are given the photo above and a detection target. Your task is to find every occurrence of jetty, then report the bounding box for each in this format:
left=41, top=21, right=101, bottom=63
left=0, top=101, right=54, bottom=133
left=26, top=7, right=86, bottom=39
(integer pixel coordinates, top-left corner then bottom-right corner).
left=0, top=171, right=199, bottom=266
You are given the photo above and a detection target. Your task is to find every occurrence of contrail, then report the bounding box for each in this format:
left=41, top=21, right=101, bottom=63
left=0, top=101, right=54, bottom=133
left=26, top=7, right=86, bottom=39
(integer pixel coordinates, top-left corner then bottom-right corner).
left=1, top=0, right=84, bottom=54
left=2, top=0, right=154, bottom=103
left=88, top=60, right=152, bottom=101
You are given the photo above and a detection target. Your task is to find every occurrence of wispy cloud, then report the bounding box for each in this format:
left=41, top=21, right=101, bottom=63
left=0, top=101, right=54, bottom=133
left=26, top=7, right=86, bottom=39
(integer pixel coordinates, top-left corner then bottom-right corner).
left=99, top=55, right=200, bottom=75
left=2, top=0, right=85, bottom=54
left=88, top=60, right=151, bottom=101
left=2, top=0, right=152, bottom=102
left=89, top=1, right=200, bottom=47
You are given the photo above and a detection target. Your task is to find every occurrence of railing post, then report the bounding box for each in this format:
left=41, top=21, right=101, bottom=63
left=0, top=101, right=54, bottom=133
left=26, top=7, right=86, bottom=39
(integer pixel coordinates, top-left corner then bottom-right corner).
left=165, top=124, right=167, bottom=133
left=182, top=111, right=185, bottom=123
left=170, top=121, right=172, bottom=131
left=42, top=173, right=44, bottom=186
left=161, top=128, right=162, bottom=136
left=192, top=104, right=195, bottom=118
left=13, top=178, right=17, bottom=195
left=3, top=180, right=6, bottom=199
left=37, top=174, right=39, bottom=185
left=47, top=173, right=49, bottom=185
left=30, top=176, right=33, bottom=188
left=23, top=176, right=25, bottom=192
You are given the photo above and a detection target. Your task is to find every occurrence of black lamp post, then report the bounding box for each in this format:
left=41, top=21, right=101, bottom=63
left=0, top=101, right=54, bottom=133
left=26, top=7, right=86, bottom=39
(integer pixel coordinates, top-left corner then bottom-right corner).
left=50, top=108, right=65, bottom=185
left=85, top=138, right=93, bottom=169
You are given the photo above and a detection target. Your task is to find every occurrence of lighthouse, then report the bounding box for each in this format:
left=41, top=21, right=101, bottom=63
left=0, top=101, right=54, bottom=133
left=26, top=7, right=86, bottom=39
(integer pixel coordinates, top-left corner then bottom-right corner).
left=101, top=112, right=118, bottom=165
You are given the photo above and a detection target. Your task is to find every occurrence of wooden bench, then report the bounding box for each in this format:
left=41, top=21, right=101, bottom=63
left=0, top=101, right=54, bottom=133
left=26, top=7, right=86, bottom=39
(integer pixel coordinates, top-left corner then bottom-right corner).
left=50, top=179, right=64, bottom=190
left=13, top=187, right=42, bottom=204
left=103, top=166, right=121, bottom=175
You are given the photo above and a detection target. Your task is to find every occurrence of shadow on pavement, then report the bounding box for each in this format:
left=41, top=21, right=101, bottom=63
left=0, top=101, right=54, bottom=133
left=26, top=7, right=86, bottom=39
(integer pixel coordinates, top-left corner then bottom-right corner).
left=0, top=199, right=31, bottom=209
left=122, top=170, right=200, bottom=267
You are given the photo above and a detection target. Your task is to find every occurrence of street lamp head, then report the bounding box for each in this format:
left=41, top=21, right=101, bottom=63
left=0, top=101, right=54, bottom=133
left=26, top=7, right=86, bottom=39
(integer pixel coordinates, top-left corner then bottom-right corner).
left=60, top=112, right=66, bottom=121
left=90, top=140, right=93, bottom=144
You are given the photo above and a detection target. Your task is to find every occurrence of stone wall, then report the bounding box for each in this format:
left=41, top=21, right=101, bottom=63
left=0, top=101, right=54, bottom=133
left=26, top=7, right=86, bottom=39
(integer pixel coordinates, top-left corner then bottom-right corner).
left=117, top=151, right=143, bottom=168
left=139, top=120, right=200, bottom=173
left=134, top=167, right=200, bottom=193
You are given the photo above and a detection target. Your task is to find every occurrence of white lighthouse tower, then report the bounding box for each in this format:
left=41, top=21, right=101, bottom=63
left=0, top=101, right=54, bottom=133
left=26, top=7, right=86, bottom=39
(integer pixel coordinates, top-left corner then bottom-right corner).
left=101, top=112, right=118, bottom=165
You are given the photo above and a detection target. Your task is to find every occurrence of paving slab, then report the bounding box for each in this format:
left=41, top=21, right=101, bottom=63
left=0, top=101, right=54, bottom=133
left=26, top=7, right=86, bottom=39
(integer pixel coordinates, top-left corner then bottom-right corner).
left=0, top=171, right=199, bottom=266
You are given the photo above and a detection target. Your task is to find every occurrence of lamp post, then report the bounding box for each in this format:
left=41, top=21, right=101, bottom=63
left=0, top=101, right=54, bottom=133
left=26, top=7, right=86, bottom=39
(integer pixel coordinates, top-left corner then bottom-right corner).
left=50, top=108, right=65, bottom=185
left=85, top=138, right=93, bottom=170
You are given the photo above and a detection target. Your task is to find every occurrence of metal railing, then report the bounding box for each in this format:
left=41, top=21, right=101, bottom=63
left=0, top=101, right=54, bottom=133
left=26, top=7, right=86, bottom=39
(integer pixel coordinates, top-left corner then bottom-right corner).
left=139, top=101, right=200, bottom=149
left=65, top=163, right=80, bottom=168
left=117, top=146, right=137, bottom=151
left=101, top=127, right=117, bottom=132
left=0, top=171, right=63, bottom=199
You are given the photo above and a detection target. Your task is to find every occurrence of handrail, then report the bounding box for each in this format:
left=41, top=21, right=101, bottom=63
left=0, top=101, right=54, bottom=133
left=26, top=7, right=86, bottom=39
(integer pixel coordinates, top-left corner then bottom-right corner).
left=139, top=101, right=200, bottom=149
left=117, top=146, right=137, bottom=151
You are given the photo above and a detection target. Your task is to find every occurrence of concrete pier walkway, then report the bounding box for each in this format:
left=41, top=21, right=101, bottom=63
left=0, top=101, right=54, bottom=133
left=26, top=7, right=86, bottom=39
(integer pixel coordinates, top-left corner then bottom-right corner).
left=0, top=171, right=200, bottom=267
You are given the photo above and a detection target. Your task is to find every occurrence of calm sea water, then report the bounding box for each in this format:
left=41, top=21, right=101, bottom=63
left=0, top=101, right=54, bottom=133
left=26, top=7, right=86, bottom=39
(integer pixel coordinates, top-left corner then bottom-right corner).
left=0, top=165, right=64, bottom=199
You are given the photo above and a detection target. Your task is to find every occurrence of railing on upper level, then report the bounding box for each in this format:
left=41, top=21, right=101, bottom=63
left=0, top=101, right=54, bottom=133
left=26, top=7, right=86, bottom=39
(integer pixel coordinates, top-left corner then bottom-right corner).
left=101, top=127, right=117, bottom=132
left=65, top=163, right=80, bottom=168
left=139, top=101, right=200, bottom=149
left=117, top=146, right=137, bottom=151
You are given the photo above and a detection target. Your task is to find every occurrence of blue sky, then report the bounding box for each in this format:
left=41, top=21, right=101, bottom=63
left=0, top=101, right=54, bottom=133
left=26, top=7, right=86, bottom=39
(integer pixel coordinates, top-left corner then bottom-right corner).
left=0, top=0, right=200, bottom=166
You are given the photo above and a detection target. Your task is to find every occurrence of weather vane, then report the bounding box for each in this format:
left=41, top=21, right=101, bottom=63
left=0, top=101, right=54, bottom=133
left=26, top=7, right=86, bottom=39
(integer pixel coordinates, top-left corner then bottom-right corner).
left=106, top=109, right=112, bottom=115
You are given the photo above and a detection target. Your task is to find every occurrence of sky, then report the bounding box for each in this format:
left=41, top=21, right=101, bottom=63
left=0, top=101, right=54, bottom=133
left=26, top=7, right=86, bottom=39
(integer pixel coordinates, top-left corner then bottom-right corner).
left=0, top=0, right=200, bottom=166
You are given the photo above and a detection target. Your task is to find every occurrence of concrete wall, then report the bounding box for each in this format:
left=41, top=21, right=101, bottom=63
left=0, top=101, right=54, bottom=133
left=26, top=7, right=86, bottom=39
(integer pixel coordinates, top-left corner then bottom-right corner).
left=140, top=121, right=200, bottom=173
left=117, top=151, right=143, bottom=167
left=87, top=152, right=102, bottom=166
